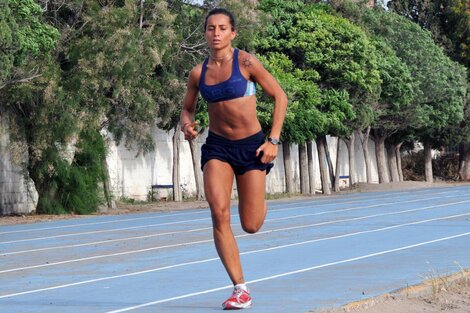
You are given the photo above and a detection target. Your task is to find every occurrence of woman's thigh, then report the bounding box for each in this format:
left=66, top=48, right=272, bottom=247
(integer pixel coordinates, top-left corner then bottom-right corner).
left=203, top=160, right=235, bottom=221
left=236, top=170, right=267, bottom=227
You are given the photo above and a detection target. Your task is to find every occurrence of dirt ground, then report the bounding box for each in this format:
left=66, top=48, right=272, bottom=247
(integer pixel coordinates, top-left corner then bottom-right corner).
left=310, top=270, right=470, bottom=313
left=1, top=180, right=470, bottom=312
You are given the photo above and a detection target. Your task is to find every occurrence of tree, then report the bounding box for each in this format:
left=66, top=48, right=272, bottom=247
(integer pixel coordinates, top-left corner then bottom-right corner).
left=389, top=0, right=470, bottom=181
left=369, top=38, right=414, bottom=183
left=256, top=0, right=323, bottom=194
left=257, top=52, right=323, bottom=194
left=2, top=0, right=187, bottom=212
left=353, top=5, right=467, bottom=183
left=257, top=1, right=380, bottom=193
left=286, top=3, right=379, bottom=192
left=0, top=0, right=59, bottom=90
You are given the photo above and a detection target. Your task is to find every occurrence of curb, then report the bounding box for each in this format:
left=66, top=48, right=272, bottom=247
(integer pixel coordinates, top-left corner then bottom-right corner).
left=341, top=269, right=470, bottom=312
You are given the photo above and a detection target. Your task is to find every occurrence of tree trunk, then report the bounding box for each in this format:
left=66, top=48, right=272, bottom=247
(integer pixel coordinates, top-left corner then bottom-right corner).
left=343, top=133, right=356, bottom=186
left=424, top=140, right=433, bottom=183
left=358, top=128, right=373, bottom=183
left=282, top=142, right=294, bottom=193
left=172, top=126, right=182, bottom=201
left=316, top=137, right=331, bottom=195
left=334, top=138, right=341, bottom=192
left=307, top=141, right=316, bottom=194
left=396, top=142, right=404, bottom=181
left=322, top=135, right=335, bottom=189
left=189, top=138, right=205, bottom=200
left=386, top=143, right=400, bottom=182
left=458, top=143, right=470, bottom=181
left=139, top=0, right=144, bottom=29
left=373, top=130, right=389, bottom=184
left=299, top=143, right=309, bottom=194
left=101, top=154, right=116, bottom=210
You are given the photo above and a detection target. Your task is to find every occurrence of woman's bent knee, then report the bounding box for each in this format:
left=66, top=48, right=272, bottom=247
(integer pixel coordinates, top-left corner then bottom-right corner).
left=241, top=220, right=263, bottom=234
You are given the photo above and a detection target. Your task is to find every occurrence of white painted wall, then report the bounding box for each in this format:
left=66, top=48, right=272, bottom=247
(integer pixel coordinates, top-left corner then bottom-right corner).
left=0, top=119, right=385, bottom=215
left=0, top=114, right=38, bottom=215
left=106, top=128, right=381, bottom=201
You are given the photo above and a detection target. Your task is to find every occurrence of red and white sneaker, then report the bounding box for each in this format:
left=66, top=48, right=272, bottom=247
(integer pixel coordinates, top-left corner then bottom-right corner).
left=222, top=287, right=252, bottom=310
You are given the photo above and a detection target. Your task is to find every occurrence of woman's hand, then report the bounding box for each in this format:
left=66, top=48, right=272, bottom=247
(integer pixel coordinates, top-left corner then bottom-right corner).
left=182, top=121, right=199, bottom=141
left=256, top=141, right=278, bottom=164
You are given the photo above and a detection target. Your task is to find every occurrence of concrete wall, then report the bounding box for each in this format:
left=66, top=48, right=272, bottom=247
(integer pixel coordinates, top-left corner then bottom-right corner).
left=106, top=129, right=381, bottom=201
left=0, top=113, right=38, bottom=215
left=0, top=122, right=383, bottom=215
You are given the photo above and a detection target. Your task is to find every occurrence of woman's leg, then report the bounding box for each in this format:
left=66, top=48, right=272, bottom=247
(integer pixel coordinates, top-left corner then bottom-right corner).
left=236, top=170, right=267, bottom=234
left=204, top=159, right=245, bottom=285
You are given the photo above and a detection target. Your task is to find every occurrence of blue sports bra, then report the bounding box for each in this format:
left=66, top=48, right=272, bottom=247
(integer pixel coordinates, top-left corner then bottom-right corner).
left=199, top=49, right=256, bottom=103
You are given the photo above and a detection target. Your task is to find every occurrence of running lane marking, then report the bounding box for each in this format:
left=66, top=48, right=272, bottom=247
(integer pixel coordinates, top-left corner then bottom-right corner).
left=0, top=198, right=468, bottom=274
left=1, top=212, right=468, bottom=300
left=0, top=191, right=462, bottom=246
left=0, top=187, right=459, bottom=235
left=266, top=193, right=462, bottom=221
left=0, top=193, right=457, bottom=253
left=0, top=217, right=212, bottom=245
left=0, top=226, right=213, bottom=256
left=105, top=230, right=470, bottom=313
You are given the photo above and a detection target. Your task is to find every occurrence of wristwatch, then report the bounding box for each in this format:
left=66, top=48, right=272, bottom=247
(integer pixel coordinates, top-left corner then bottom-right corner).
left=268, top=137, right=281, bottom=145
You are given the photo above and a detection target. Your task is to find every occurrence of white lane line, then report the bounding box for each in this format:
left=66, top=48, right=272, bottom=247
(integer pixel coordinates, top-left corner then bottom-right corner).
left=0, top=190, right=463, bottom=246
left=1, top=199, right=469, bottom=274
left=0, top=193, right=461, bottom=255
left=0, top=187, right=460, bottom=235
left=0, top=210, right=209, bottom=235
left=1, top=211, right=469, bottom=300
left=0, top=217, right=212, bottom=245
left=0, top=227, right=213, bottom=256
left=267, top=193, right=459, bottom=218
left=106, top=230, right=470, bottom=312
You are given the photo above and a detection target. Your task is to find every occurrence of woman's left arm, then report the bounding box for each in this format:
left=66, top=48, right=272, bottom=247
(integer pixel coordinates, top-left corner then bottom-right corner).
left=242, top=52, right=288, bottom=163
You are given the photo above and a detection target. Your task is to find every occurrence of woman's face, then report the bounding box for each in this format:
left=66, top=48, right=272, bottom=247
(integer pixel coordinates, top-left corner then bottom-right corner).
left=204, top=14, right=236, bottom=50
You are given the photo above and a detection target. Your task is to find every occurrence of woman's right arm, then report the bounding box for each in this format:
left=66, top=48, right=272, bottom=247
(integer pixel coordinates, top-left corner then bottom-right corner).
left=180, top=67, right=200, bottom=140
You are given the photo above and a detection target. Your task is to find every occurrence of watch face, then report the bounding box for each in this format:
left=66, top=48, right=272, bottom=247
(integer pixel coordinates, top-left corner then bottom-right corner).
left=268, top=137, right=280, bottom=145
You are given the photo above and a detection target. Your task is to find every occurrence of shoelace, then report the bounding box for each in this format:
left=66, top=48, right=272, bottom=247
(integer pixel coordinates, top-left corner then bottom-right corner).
left=233, top=288, right=246, bottom=300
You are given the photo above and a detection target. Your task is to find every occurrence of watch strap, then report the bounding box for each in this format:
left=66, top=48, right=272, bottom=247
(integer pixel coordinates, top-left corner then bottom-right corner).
left=268, top=137, right=281, bottom=145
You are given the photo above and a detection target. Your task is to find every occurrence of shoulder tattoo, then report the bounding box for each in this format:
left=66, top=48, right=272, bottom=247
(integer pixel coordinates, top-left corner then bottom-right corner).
left=241, top=57, right=253, bottom=68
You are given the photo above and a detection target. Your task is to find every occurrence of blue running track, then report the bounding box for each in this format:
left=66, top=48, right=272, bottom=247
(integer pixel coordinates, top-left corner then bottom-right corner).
left=1, top=185, right=469, bottom=313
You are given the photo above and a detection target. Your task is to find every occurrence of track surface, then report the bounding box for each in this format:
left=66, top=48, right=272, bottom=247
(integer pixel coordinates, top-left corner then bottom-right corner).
left=1, top=186, right=469, bottom=313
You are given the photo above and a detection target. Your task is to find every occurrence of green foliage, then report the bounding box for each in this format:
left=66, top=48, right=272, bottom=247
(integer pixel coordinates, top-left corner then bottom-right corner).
left=388, top=0, right=469, bottom=67
left=257, top=52, right=323, bottom=143
left=387, top=0, right=469, bottom=150
left=35, top=129, right=106, bottom=214
left=365, top=36, right=415, bottom=136
left=256, top=0, right=306, bottom=52
left=256, top=1, right=378, bottom=141
left=366, top=7, right=465, bottom=120
left=215, top=0, right=267, bottom=52
left=337, top=3, right=467, bottom=147
left=65, top=0, right=177, bottom=152
left=444, top=0, right=469, bottom=67
left=291, top=5, right=380, bottom=93
left=0, top=0, right=59, bottom=88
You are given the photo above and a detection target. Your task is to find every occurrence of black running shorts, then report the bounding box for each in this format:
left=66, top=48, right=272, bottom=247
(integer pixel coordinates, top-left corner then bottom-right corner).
left=201, top=131, right=274, bottom=175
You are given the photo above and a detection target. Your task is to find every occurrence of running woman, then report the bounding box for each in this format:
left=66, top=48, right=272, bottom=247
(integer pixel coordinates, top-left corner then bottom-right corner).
left=179, top=7, right=287, bottom=310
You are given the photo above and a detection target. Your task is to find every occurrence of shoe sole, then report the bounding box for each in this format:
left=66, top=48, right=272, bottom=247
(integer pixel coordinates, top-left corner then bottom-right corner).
left=222, top=300, right=252, bottom=310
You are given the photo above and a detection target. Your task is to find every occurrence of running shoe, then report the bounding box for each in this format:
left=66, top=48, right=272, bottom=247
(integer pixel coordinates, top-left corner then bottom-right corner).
left=222, top=286, right=252, bottom=310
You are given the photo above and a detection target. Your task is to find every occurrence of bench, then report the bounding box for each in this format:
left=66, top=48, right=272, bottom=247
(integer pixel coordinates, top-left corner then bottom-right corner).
left=151, top=184, right=174, bottom=201
left=339, top=175, right=350, bottom=187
